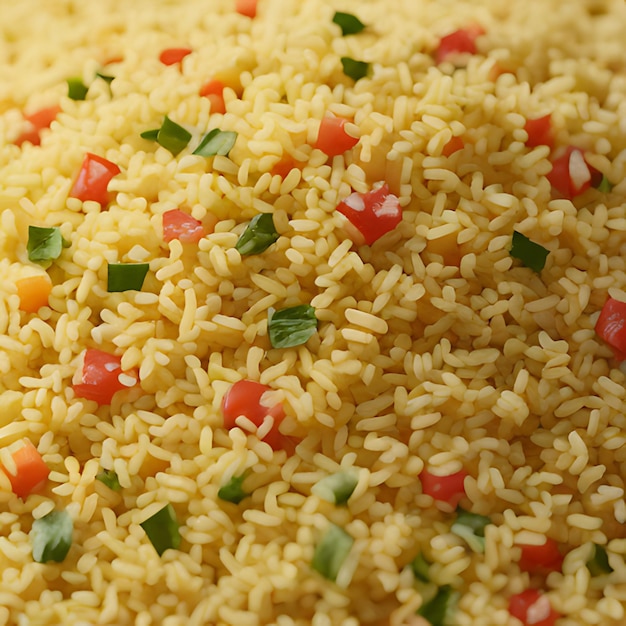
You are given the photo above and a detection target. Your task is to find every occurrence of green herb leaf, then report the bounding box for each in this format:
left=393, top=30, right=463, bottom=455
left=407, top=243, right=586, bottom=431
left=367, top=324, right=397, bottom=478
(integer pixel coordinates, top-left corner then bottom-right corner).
left=107, top=262, right=149, bottom=292
left=332, top=11, right=366, bottom=36
left=31, top=509, right=73, bottom=563
left=340, top=57, right=370, bottom=81
left=27, top=226, right=65, bottom=266
left=312, top=524, right=354, bottom=582
left=596, top=174, right=614, bottom=193
left=417, top=585, right=459, bottom=626
left=140, top=128, right=160, bottom=141
left=193, top=129, right=238, bottom=157
left=96, top=469, right=121, bottom=491
left=268, top=304, right=318, bottom=349
left=411, top=552, right=431, bottom=583
left=235, top=213, right=279, bottom=255
left=451, top=508, right=491, bottom=553
left=311, top=471, right=358, bottom=505
left=587, top=544, right=613, bottom=576
left=218, top=474, right=249, bottom=504
left=67, top=78, right=89, bottom=101
left=95, top=71, right=115, bottom=84
left=140, top=503, right=181, bottom=556
left=510, top=230, right=549, bottom=273
left=157, top=116, right=192, bottom=156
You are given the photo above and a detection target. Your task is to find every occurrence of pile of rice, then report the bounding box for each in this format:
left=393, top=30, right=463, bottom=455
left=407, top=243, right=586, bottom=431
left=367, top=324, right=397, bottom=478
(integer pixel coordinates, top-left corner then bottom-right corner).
left=2, top=0, right=626, bottom=624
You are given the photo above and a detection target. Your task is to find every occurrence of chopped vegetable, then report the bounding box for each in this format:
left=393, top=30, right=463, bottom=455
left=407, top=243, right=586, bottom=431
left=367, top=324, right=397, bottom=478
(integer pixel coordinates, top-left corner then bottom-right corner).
left=586, top=544, right=613, bottom=576
left=311, top=471, right=358, bottom=505
left=1, top=438, right=50, bottom=499
left=451, top=508, right=491, bottom=553
left=192, top=128, right=238, bottom=157
left=218, top=473, right=249, bottom=504
left=162, top=209, right=206, bottom=243
left=96, top=468, right=121, bottom=491
left=69, top=152, right=121, bottom=205
left=332, top=11, right=366, bottom=36
left=142, top=116, right=192, bottom=156
left=509, top=589, right=560, bottom=626
left=235, top=213, right=279, bottom=255
left=312, top=524, right=354, bottom=582
left=524, top=114, right=554, bottom=149
left=67, top=77, right=89, bottom=100
left=235, top=0, right=257, bottom=18
left=16, top=275, right=52, bottom=313
left=199, top=78, right=227, bottom=114
left=595, top=296, right=626, bottom=360
left=95, top=71, right=115, bottom=84
left=73, top=348, right=138, bottom=406
left=442, top=136, right=464, bottom=157
left=27, top=225, right=66, bottom=266
left=159, top=47, right=192, bottom=65
left=314, top=116, right=359, bottom=157
left=411, top=552, right=431, bottom=583
left=509, top=230, right=549, bottom=273
left=268, top=304, right=318, bottom=349
left=596, top=174, right=614, bottom=193
left=435, top=26, right=484, bottom=64
left=340, top=56, right=370, bottom=81
left=417, top=585, right=459, bottom=626
left=518, top=538, right=563, bottom=574
left=31, top=509, right=73, bottom=563
left=547, top=145, right=600, bottom=200
left=140, top=503, right=181, bottom=556
left=420, top=468, right=467, bottom=506
left=14, top=105, right=60, bottom=146
left=222, top=379, right=287, bottom=450
left=336, top=183, right=402, bottom=246
left=107, top=262, right=149, bottom=292
left=271, top=155, right=298, bottom=179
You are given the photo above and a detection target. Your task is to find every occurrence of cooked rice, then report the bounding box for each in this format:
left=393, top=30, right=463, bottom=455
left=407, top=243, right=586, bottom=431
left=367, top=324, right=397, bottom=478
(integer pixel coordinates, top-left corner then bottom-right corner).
left=2, top=0, right=626, bottom=624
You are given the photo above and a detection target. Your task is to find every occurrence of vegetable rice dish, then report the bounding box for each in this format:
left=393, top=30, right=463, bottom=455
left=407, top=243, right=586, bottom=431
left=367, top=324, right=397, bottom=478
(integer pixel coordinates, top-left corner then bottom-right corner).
left=2, top=0, right=626, bottom=624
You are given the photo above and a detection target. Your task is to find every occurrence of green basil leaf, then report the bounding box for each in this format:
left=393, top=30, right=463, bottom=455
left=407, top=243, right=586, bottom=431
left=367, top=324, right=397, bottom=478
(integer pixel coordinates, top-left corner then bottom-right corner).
left=27, top=225, right=65, bottom=266
left=311, top=471, right=358, bottom=505
left=596, top=174, right=614, bottom=193
left=107, top=262, right=149, bottom=292
left=451, top=508, right=491, bottom=553
left=411, top=552, right=431, bottom=583
left=157, top=116, right=192, bottom=156
left=587, top=544, right=613, bottom=576
left=140, top=503, right=181, bottom=556
left=312, top=524, right=354, bottom=582
left=235, top=213, right=279, bottom=255
left=96, top=468, right=121, bottom=491
left=95, top=71, right=115, bottom=84
left=31, top=509, right=73, bottom=563
left=332, top=11, right=366, bottom=36
left=67, top=78, right=89, bottom=101
left=509, top=230, right=549, bottom=273
left=340, top=57, right=370, bottom=81
left=218, top=474, right=249, bottom=504
left=193, top=129, right=238, bottom=157
left=417, top=585, right=459, bottom=626
left=268, top=304, right=317, bottom=349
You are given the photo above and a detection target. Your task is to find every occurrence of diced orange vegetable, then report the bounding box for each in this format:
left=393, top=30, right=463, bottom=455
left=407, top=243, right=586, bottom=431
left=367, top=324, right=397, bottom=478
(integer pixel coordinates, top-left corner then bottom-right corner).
left=442, top=136, right=464, bottom=157
left=235, top=0, right=257, bottom=18
left=314, top=116, right=359, bottom=158
left=271, top=155, right=298, bottom=179
left=2, top=439, right=50, bottom=499
left=426, top=231, right=462, bottom=266
left=159, top=47, right=192, bottom=66
left=16, top=274, right=52, bottom=313
left=199, top=78, right=227, bottom=114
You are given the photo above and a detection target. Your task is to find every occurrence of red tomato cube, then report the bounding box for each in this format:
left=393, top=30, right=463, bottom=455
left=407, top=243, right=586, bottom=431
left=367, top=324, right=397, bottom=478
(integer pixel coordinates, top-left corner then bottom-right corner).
left=69, top=153, right=121, bottom=206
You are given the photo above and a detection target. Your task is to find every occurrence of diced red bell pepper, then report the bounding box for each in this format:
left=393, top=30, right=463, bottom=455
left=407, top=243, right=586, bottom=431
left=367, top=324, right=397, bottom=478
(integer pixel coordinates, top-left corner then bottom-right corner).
left=524, top=115, right=554, bottom=149
left=547, top=146, right=601, bottom=200
left=73, top=348, right=138, bottom=406
left=509, top=589, right=560, bottom=626
left=435, top=25, right=484, bottom=64
left=518, top=538, right=563, bottom=574
left=159, top=48, right=192, bottom=66
left=222, top=380, right=289, bottom=451
left=314, top=116, right=359, bottom=158
left=199, top=78, right=227, bottom=114
left=162, top=209, right=206, bottom=243
left=235, top=0, right=257, bottom=18
left=14, top=105, right=61, bottom=147
left=1, top=439, right=50, bottom=499
left=420, top=468, right=467, bottom=506
left=69, top=152, right=121, bottom=206
left=595, top=297, right=626, bottom=360
left=336, top=183, right=402, bottom=246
